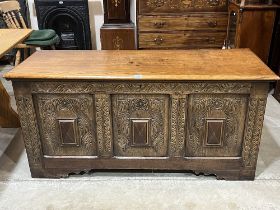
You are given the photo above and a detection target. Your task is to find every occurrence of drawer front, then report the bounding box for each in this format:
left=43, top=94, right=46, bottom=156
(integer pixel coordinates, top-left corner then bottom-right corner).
left=35, top=94, right=97, bottom=156
left=112, top=94, right=170, bottom=157
left=138, top=14, right=228, bottom=32
left=138, top=32, right=226, bottom=49
left=138, top=0, right=227, bottom=14
left=186, top=94, right=248, bottom=157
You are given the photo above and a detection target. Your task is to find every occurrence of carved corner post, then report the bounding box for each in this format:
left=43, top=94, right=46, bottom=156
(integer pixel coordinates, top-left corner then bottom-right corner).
left=12, top=81, right=45, bottom=178
left=241, top=83, right=269, bottom=180
left=95, top=93, right=113, bottom=157
left=100, top=0, right=136, bottom=50
left=169, top=94, right=186, bottom=157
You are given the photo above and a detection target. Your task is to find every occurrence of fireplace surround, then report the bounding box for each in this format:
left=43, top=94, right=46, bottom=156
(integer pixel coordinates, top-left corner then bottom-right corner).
left=34, top=0, right=92, bottom=50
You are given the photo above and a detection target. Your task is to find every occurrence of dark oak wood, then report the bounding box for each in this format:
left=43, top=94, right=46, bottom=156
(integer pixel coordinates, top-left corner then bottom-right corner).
left=137, top=0, right=228, bottom=49
left=4, top=49, right=279, bottom=180
left=103, top=0, right=130, bottom=24
left=101, top=0, right=135, bottom=50
left=138, top=14, right=228, bottom=32
left=270, top=7, right=280, bottom=102
left=101, top=24, right=136, bottom=50
left=226, top=2, right=280, bottom=63
left=138, top=31, right=226, bottom=49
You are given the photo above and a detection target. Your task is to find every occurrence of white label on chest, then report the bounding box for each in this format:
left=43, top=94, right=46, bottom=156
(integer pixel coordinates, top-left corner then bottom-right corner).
left=134, top=74, right=143, bottom=79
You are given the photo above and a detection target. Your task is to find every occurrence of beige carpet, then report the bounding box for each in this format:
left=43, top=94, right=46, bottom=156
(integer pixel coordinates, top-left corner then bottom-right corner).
left=1, top=65, right=280, bottom=210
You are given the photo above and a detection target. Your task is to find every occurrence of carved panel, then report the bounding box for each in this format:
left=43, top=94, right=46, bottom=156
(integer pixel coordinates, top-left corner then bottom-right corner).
left=186, top=94, right=248, bottom=157
left=169, top=95, right=186, bottom=157
left=31, top=82, right=252, bottom=95
left=16, top=96, right=42, bottom=165
left=242, top=98, right=267, bottom=167
left=35, top=94, right=97, bottom=156
left=95, top=94, right=113, bottom=157
left=112, top=94, right=169, bottom=157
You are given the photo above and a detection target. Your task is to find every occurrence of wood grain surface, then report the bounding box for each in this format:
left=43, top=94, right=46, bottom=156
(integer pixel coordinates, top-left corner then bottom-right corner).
left=4, top=49, right=279, bottom=81
left=0, top=29, right=32, bottom=57
left=0, top=81, right=20, bottom=128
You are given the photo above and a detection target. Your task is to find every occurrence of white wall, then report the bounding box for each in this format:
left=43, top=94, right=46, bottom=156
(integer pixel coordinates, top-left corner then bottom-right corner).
left=27, top=0, right=136, bottom=50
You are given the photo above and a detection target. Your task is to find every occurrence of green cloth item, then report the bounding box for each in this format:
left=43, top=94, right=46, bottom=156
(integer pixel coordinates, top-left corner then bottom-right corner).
left=26, top=29, right=56, bottom=41
left=24, top=29, right=60, bottom=47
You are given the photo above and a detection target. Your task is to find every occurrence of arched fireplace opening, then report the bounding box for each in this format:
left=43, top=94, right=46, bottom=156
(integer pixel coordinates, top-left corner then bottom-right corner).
left=35, top=0, right=92, bottom=50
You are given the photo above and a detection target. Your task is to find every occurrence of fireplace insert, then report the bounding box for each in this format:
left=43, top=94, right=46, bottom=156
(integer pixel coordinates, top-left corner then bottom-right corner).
left=35, top=0, right=92, bottom=50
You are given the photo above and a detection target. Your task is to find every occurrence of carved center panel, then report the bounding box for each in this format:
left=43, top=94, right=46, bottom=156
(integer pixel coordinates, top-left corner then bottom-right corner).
left=186, top=94, right=248, bottom=157
left=35, top=94, right=97, bottom=156
left=112, top=94, right=169, bottom=157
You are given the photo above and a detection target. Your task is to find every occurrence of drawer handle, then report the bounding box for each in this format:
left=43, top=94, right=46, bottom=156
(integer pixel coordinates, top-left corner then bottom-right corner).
left=207, top=37, right=216, bottom=44
left=153, top=22, right=166, bottom=28
left=154, top=36, right=164, bottom=45
left=207, top=21, right=218, bottom=28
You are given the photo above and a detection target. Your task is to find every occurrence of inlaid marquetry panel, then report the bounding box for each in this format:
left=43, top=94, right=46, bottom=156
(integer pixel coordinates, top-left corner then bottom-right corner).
left=112, top=94, right=169, bottom=157
left=104, top=0, right=130, bottom=23
left=138, top=0, right=227, bottom=14
left=35, top=94, right=97, bottom=156
left=186, top=94, right=248, bottom=157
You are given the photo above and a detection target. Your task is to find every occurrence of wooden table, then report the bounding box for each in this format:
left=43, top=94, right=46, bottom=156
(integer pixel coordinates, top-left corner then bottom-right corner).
left=0, top=29, right=32, bottom=128
left=4, top=49, right=279, bottom=180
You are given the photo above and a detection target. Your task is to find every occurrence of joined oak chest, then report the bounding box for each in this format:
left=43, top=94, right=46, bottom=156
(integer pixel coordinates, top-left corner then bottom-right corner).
left=5, top=49, right=279, bottom=180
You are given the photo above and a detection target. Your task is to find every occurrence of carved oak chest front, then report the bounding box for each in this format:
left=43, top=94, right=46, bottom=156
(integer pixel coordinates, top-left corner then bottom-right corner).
left=5, top=49, right=279, bottom=180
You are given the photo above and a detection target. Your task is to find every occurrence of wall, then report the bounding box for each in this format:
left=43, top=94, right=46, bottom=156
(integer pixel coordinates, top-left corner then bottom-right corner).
left=27, top=0, right=136, bottom=50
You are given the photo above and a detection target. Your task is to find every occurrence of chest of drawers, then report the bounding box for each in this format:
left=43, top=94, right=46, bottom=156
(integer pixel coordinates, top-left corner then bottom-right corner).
left=5, top=49, right=279, bottom=180
left=137, top=0, right=228, bottom=49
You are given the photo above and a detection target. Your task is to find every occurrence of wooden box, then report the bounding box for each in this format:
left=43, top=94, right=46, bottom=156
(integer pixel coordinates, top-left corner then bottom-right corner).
left=4, top=49, right=279, bottom=180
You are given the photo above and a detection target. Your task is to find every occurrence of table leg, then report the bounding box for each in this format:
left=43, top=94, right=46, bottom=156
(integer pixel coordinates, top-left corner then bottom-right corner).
left=0, top=81, right=20, bottom=128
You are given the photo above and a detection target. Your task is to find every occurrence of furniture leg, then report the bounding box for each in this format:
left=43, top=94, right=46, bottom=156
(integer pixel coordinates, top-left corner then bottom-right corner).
left=14, top=49, right=21, bottom=66
left=0, top=81, right=20, bottom=128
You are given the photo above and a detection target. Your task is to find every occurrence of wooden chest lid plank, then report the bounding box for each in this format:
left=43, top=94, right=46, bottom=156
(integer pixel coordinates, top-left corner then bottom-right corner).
left=4, top=49, right=279, bottom=81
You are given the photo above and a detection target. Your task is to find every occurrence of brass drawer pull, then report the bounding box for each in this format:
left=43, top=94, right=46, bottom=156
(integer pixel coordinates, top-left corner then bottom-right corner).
left=207, top=20, right=218, bottom=28
left=154, top=36, right=164, bottom=45
left=153, top=22, right=166, bottom=28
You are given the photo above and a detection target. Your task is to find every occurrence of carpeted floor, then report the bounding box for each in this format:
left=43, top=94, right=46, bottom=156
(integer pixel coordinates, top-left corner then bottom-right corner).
left=1, top=65, right=280, bottom=210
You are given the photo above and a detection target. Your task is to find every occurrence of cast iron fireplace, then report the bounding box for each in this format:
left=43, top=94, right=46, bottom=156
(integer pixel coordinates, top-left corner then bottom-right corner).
left=35, top=0, right=92, bottom=50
